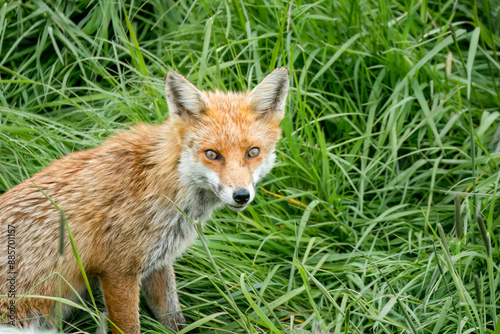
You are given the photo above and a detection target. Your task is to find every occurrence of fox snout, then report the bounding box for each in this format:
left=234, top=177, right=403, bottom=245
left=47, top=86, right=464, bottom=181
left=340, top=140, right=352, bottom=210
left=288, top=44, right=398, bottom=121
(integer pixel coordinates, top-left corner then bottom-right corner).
left=217, top=182, right=256, bottom=212
left=233, top=188, right=250, bottom=204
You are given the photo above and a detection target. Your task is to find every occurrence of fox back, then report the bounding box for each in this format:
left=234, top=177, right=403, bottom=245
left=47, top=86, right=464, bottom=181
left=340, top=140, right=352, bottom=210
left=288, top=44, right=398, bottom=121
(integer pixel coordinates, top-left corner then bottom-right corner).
left=0, top=67, right=289, bottom=333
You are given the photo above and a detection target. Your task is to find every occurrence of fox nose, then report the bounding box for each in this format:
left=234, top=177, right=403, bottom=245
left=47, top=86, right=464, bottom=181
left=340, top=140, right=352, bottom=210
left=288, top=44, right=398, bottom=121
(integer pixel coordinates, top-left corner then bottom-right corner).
left=233, top=188, right=250, bottom=204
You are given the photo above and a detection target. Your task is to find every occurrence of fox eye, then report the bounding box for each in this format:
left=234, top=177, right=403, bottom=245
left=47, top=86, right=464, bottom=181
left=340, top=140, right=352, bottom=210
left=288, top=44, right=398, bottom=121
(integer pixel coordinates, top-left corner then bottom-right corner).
left=205, top=150, right=221, bottom=161
left=247, top=147, right=260, bottom=158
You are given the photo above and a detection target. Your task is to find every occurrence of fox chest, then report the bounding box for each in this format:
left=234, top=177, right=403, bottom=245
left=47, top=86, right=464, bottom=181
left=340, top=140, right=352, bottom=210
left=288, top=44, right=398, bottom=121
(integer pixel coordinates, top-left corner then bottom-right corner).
left=141, top=197, right=218, bottom=278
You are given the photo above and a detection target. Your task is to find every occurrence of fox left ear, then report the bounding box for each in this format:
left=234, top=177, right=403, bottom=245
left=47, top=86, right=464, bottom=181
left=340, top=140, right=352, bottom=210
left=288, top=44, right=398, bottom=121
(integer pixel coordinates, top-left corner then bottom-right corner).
left=247, top=67, right=289, bottom=121
left=164, top=71, right=209, bottom=121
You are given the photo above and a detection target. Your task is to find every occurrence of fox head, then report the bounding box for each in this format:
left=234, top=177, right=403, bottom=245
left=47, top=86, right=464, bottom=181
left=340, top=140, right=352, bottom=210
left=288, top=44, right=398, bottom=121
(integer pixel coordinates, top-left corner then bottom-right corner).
left=164, top=67, right=289, bottom=211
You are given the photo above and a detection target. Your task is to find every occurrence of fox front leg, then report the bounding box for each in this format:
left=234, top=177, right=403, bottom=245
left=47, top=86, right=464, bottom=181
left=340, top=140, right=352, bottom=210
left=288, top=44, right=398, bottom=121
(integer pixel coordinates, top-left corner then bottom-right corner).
left=100, top=274, right=141, bottom=334
left=142, top=265, right=186, bottom=332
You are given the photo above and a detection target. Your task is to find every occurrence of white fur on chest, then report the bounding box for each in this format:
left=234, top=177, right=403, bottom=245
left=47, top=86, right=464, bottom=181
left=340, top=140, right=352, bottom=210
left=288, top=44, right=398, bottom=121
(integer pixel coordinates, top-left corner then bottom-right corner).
left=141, top=191, right=220, bottom=278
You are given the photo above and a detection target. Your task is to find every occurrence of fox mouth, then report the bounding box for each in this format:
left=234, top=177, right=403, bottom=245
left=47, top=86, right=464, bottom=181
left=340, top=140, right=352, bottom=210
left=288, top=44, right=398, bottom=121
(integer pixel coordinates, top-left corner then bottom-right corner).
left=226, top=204, right=247, bottom=212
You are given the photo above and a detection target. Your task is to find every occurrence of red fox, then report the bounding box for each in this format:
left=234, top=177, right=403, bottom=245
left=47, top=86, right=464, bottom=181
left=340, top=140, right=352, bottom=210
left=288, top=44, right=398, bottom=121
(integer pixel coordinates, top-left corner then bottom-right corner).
left=0, top=67, right=289, bottom=333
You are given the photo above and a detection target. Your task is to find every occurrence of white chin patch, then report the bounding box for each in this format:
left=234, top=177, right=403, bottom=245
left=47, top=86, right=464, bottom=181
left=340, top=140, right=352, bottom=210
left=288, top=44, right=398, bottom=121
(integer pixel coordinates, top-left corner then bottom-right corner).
left=226, top=204, right=248, bottom=212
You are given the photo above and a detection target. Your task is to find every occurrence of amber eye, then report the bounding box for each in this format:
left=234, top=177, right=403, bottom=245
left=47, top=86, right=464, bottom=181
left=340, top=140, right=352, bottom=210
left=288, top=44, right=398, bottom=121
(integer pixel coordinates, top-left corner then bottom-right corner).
left=247, top=147, right=260, bottom=158
left=205, top=150, right=221, bottom=161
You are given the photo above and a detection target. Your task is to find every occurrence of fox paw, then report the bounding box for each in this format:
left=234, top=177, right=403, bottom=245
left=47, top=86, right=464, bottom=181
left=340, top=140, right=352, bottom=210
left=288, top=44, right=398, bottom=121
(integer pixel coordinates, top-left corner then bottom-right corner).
left=164, top=313, right=186, bottom=333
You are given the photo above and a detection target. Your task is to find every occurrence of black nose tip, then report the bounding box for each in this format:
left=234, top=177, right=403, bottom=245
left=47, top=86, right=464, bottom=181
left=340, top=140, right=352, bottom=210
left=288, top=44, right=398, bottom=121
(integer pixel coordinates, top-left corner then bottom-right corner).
left=233, top=188, right=250, bottom=204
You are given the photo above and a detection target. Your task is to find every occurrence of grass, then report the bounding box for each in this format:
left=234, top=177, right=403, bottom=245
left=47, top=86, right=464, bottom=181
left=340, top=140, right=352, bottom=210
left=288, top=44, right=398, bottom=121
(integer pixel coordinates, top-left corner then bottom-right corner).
left=1, top=0, right=499, bottom=333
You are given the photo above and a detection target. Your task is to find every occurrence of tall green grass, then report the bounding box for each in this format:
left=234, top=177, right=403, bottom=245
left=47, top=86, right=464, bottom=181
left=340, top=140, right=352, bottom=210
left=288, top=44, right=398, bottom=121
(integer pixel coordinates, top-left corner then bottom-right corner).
left=0, top=0, right=499, bottom=333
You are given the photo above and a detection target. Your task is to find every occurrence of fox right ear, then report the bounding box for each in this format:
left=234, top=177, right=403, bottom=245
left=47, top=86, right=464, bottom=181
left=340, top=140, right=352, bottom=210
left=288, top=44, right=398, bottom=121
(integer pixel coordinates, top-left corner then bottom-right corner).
left=247, top=67, right=289, bottom=121
left=164, top=71, right=209, bottom=121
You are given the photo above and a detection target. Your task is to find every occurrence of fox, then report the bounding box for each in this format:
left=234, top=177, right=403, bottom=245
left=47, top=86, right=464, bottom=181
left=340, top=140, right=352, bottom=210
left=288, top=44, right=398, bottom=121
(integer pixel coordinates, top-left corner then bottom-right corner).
left=0, top=67, right=289, bottom=333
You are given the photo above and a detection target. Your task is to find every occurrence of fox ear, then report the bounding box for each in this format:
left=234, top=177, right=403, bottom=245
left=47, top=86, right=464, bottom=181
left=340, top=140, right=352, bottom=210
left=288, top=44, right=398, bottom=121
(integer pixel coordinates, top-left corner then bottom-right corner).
left=247, top=67, right=289, bottom=120
left=165, top=71, right=209, bottom=121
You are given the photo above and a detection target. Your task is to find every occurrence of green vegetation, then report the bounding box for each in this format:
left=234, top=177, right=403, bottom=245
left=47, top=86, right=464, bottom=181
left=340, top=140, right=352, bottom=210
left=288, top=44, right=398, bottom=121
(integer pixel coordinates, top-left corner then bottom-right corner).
left=1, top=0, right=499, bottom=333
